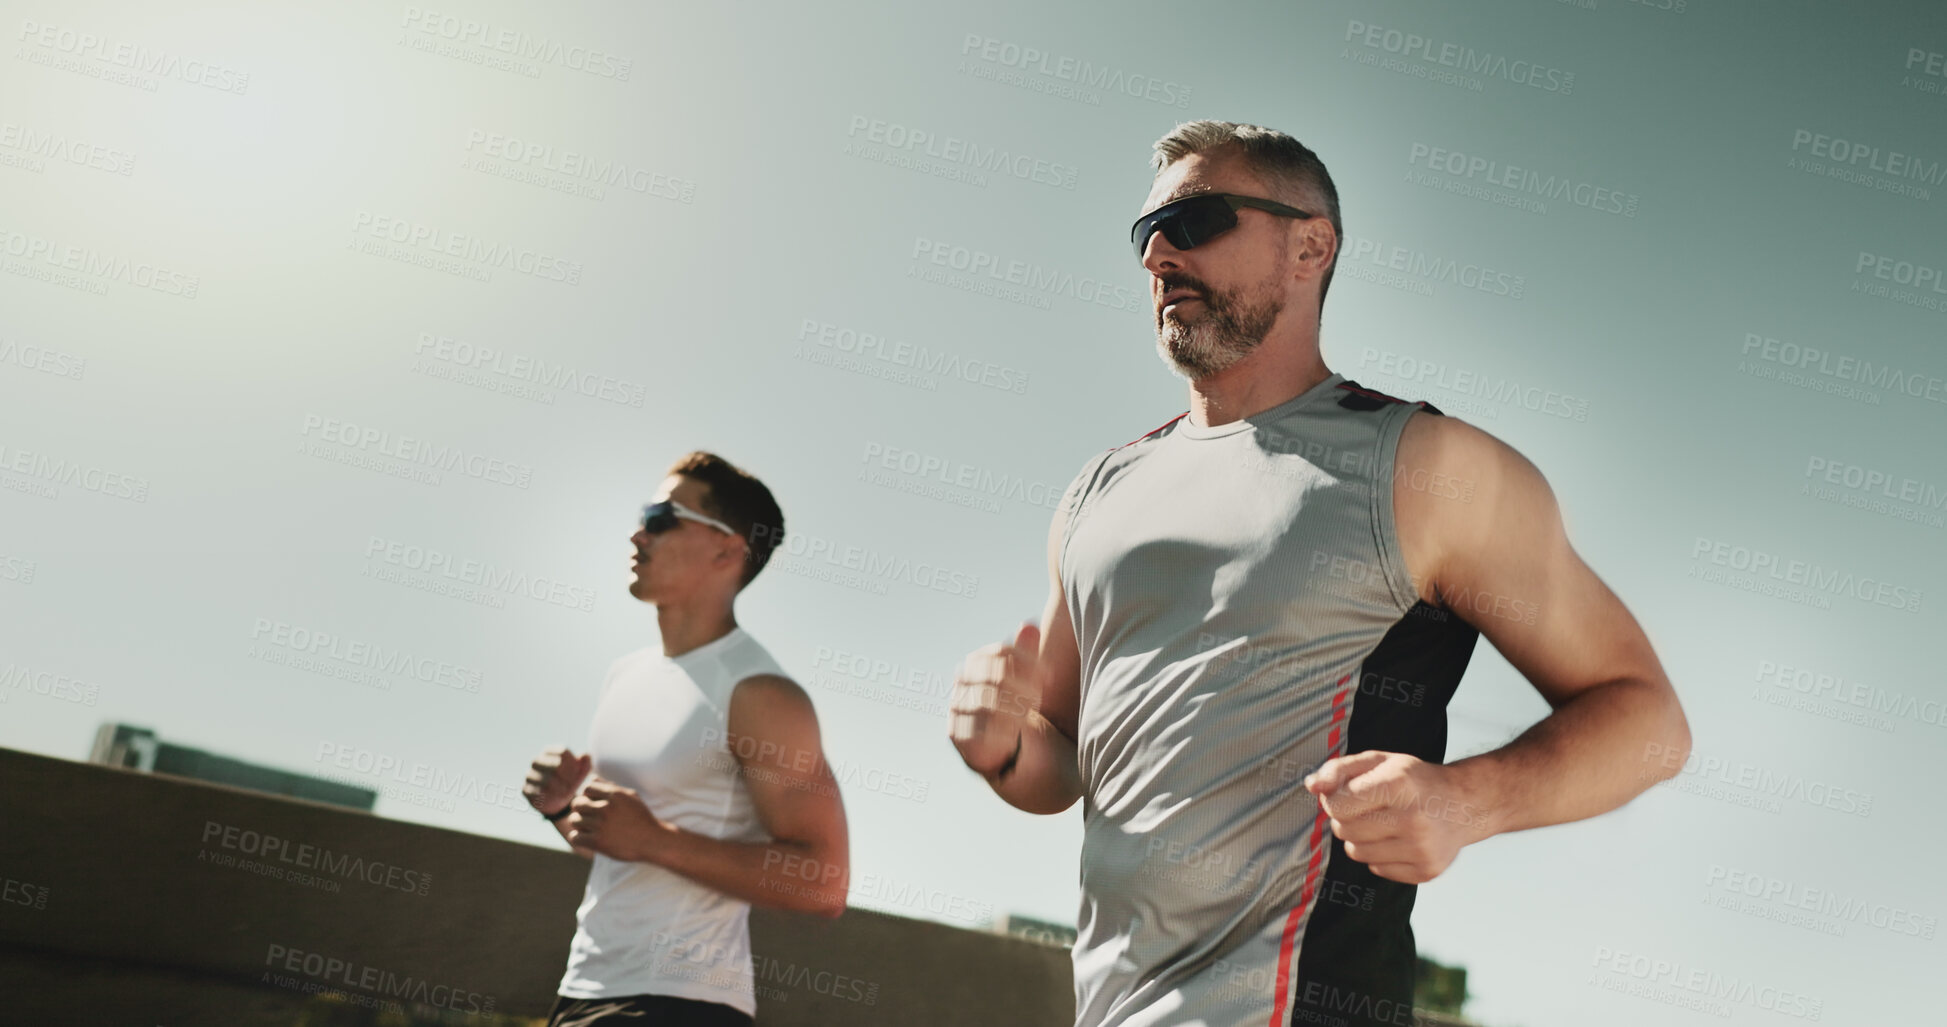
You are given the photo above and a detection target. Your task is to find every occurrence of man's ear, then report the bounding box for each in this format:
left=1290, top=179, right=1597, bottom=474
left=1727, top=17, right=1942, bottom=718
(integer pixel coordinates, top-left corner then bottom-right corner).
left=1300, top=217, right=1337, bottom=273
left=716, top=535, right=739, bottom=567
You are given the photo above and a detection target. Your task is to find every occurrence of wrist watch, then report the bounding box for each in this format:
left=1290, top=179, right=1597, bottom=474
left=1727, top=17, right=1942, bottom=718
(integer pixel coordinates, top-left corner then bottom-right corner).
left=994, top=730, right=1024, bottom=780
left=542, top=804, right=572, bottom=822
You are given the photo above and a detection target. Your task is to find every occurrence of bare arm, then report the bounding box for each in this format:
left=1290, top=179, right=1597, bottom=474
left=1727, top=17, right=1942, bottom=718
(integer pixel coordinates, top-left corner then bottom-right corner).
left=523, top=746, right=594, bottom=859
left=948, top=491, right=1084, bottom=815
left=567, top=675, right=851, bottom=917
left=1411, top=413, right=1690, bottom=831
left=548, top=810, right=593, bottom=857
left=1308, top=412, right=1691, bottom=882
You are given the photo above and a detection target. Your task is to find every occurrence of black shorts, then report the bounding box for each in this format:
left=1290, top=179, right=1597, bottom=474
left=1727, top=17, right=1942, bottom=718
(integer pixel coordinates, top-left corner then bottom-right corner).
left=545, top=993, right=754, bottom=1027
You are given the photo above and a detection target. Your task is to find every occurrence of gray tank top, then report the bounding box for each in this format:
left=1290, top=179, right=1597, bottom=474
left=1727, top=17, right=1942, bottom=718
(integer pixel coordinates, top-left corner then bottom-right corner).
left=1058, top=372, right=1480, bottom=1027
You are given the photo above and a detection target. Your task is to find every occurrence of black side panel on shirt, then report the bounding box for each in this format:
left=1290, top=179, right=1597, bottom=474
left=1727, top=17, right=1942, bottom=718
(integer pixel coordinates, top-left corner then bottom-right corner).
left=1286, top=600, right=1481, bottom=1027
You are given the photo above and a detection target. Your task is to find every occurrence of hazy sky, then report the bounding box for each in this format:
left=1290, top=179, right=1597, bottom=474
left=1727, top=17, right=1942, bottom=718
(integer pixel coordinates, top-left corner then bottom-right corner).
left=3, top=1, right=1943, bottom=1023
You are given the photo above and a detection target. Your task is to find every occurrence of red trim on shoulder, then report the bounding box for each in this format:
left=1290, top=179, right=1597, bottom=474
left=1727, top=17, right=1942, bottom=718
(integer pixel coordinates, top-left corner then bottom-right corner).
left=1119, top=412, right=1188, bottom=449
left=1335, top=382, right=1427, bottom=407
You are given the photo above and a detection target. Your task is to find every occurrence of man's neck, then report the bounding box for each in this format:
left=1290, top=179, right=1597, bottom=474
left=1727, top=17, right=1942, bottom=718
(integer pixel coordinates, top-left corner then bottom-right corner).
left=1187, top=336, right=1333, bottom=428
left=655, top=601, right=739, bottom=659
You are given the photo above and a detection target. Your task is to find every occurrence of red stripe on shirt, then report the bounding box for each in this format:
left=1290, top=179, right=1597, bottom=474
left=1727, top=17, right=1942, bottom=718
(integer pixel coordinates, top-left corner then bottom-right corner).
left=1267, top=672, right=1355, bottom=1027
left=1121, top=412, right=1187, bottom=449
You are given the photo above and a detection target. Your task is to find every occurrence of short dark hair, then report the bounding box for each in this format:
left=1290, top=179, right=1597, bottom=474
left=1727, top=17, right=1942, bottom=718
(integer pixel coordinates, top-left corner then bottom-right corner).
left=666, top=451, right=785, bottom=590
left=1151, top=120, right=1344, bottom=303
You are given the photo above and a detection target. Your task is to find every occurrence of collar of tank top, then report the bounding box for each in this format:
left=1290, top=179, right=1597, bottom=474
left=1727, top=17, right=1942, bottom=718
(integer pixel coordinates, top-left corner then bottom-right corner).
left=1170, top=373, right=1347, bottom=439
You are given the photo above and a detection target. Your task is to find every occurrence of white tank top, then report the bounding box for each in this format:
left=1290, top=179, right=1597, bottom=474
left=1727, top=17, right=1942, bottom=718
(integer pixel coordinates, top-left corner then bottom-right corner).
left=557, top=626, right=785, bottom=1013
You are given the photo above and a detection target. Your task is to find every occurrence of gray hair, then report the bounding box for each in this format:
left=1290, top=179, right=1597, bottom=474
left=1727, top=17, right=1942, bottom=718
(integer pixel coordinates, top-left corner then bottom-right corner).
left=1151, top=120, right=1343, bottom=302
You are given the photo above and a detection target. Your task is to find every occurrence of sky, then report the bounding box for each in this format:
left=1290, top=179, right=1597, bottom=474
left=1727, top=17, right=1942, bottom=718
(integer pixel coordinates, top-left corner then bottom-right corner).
left=3, top=1, right=1944, bottom=1023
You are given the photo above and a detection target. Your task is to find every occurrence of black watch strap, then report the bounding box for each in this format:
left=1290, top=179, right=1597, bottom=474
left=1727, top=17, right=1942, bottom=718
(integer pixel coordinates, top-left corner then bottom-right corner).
left=542, top=804, right=572, bottom=822
left=994, top=730, right=1024, bottom=781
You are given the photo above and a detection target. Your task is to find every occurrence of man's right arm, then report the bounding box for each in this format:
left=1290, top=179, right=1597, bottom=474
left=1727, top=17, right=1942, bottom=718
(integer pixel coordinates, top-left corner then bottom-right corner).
left=548, top=808, right=593, bottom=858
left=525, top=746, right=595, bottom=858
left=948, top=490, right=1084, bottom=815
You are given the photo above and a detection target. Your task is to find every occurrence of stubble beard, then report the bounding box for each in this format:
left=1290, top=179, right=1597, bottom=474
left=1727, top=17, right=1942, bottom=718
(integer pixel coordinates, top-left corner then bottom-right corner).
left=1155, top=276, right=1285, bottom=380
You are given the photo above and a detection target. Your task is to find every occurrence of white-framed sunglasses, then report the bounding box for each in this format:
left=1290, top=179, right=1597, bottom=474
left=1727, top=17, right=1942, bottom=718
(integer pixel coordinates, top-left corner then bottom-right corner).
left=641, top=499, right=737, bottom=537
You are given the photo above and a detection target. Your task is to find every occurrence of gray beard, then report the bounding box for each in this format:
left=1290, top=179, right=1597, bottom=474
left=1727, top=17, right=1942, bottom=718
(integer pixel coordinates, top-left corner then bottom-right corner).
left=1156, top=287, right=1283, bottom=380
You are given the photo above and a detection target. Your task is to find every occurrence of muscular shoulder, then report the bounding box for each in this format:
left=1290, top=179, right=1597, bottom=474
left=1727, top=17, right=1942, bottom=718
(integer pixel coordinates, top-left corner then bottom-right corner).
left=730, top=673, right=814, bottom=715
left=1393, top=411, right=1562, bottom=604
left=732, top=674, right=821, bottom=732
left=1395, top=409, right=1528, bottom=481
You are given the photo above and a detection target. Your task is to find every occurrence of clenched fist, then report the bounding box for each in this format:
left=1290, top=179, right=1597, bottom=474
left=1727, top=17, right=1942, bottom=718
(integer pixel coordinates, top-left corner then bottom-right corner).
left=565, top=776, right=671, bottom=863
left=1303, top=751, right=1495, bottom=885
left=523, top=746, right=592, bottom=817
left=949, top=621, right=1043, bottom=776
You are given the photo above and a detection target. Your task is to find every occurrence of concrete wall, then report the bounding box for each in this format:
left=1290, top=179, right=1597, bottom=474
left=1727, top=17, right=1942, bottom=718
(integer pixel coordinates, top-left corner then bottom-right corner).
left=0, top=747, right=1074, bottom=1025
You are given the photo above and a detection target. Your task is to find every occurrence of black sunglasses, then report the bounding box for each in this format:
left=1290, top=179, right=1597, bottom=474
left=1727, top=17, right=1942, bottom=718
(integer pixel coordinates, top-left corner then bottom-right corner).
left=1130, top=192, right=1315, bottom=260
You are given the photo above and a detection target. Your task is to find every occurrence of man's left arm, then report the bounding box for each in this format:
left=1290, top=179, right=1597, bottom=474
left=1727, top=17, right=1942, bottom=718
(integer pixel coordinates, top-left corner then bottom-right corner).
left=1306, top=413, right=1692, bottom=884
left=565, top=673, right=851, bottom=916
